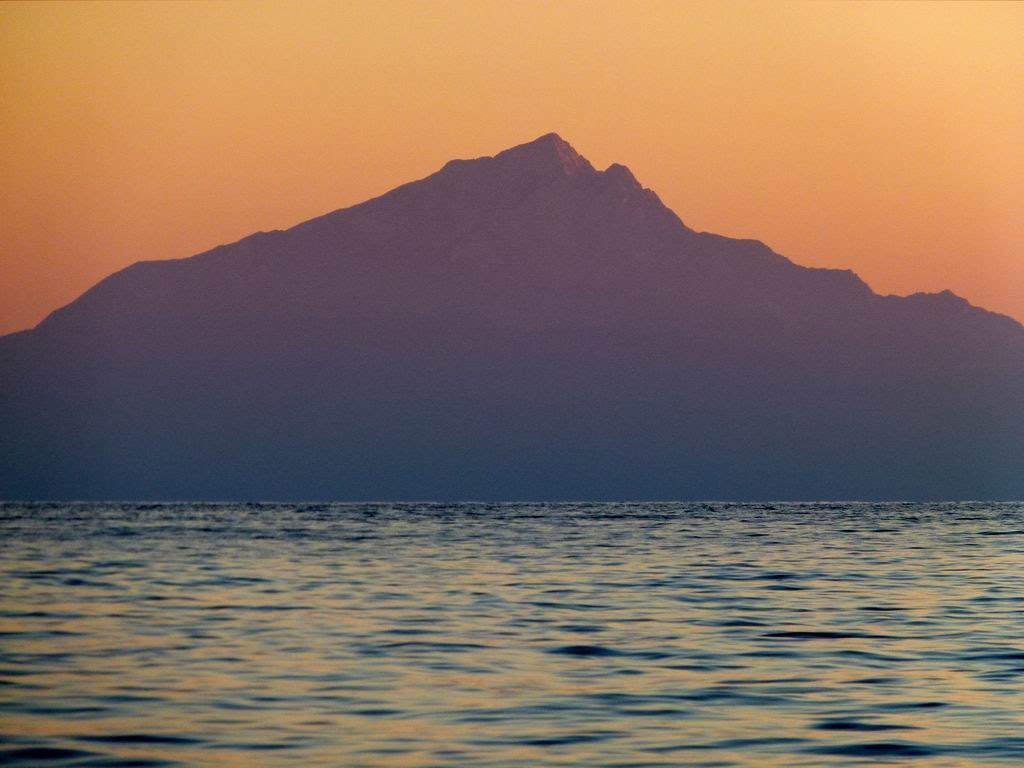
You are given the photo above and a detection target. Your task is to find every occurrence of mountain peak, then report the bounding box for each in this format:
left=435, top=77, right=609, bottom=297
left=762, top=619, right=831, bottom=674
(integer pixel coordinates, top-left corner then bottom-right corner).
left=602, top=162, right=640, bottom=189
left=493, top=132, right=594, bottom=176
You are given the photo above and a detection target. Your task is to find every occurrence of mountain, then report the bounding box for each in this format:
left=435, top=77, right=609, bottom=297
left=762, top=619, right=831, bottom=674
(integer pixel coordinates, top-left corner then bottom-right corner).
left=2, top=133, right=1022, bottom=500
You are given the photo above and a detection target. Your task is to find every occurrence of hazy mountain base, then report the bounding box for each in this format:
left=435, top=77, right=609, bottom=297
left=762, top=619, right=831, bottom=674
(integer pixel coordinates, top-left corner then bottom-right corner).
left=2, top=134, right=1022, bottom=500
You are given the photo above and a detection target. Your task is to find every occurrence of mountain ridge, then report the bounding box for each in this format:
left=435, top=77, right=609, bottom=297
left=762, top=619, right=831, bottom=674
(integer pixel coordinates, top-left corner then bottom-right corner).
left=1, top=133, right=1022, bottom=500
left=16, top=132, right=1017, bottom=341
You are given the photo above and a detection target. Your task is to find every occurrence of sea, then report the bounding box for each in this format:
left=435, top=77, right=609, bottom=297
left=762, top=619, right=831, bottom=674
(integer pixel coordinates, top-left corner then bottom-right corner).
left=2, top=501, right=1024, bottom=767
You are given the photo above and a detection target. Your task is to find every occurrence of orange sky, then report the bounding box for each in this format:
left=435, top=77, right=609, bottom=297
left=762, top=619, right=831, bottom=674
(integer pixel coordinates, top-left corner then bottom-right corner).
left=1, top=0, right=1021, bottom=334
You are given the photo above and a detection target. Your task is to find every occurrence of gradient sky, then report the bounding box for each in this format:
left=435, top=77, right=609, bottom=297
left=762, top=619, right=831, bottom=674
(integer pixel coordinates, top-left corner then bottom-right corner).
left=1, top=0, right=1021, bottom=334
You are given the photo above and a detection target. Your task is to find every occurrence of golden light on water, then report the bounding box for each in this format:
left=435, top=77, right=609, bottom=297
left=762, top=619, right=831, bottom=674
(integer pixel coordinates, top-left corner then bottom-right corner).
left=4, top=503, right=1024, bottom=765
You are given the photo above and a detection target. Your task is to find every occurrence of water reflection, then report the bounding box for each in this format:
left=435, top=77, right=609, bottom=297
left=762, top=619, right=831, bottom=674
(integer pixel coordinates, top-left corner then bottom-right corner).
left=1, top=502, right=1023, bottom=765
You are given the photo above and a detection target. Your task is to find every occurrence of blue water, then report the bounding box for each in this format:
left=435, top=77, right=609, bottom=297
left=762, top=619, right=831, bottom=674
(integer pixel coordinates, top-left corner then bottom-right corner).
left=2, top=501, right=1024, bottom=766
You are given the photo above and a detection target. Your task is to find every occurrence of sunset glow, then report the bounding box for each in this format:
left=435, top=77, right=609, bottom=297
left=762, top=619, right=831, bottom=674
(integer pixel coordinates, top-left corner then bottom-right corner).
left=1, top=0, right=1021, bottom=333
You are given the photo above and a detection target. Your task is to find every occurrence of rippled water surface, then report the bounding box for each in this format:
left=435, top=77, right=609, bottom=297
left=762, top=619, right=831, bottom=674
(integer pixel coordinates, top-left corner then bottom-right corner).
left=3, top=502, right=1024, bottom=766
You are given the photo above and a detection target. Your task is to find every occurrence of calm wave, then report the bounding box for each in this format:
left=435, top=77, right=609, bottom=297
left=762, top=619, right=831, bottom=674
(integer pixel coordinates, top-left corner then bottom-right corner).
left=2, top=501, right=1024, bottom=766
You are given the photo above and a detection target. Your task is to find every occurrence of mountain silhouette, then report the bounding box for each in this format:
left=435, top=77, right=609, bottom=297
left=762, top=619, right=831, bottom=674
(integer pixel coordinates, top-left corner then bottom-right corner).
left=2, top=133, right=1022, bottom=500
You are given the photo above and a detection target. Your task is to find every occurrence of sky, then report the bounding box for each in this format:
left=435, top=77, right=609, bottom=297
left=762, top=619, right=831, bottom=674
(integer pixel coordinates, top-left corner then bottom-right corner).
left=1, top=0, right=1021, bottom=334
